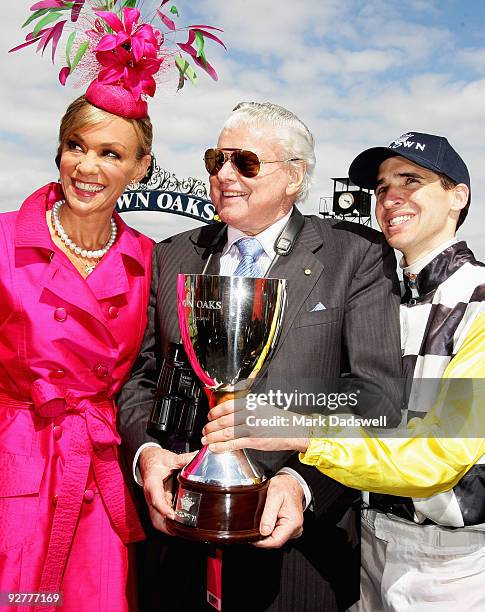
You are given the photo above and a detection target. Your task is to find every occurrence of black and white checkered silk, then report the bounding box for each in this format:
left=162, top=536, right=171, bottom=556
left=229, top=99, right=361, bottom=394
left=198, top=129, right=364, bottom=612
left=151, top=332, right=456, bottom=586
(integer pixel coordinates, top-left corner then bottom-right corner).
left=371, top=241, right=485, bottom=528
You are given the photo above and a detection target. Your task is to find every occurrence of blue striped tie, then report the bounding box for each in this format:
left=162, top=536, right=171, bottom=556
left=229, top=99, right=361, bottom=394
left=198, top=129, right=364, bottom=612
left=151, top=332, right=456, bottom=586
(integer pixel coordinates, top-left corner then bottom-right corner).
left=233, top=237, right=264, bottom=277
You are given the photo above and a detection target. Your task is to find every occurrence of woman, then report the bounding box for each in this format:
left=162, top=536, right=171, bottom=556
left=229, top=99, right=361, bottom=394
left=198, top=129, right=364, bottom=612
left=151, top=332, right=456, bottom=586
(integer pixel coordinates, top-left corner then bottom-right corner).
left=0, top=94, right=152, bottom=610
left=202, top=311, right=485, bottom=497
left=5, top=3, right=224, bottom=607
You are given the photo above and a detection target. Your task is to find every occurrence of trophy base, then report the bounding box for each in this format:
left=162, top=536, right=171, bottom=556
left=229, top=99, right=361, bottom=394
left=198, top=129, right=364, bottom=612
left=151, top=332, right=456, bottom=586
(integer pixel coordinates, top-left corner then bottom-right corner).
left=166, top=474, right=269, bottom=544
left=165, top=521, right=264, bottom=544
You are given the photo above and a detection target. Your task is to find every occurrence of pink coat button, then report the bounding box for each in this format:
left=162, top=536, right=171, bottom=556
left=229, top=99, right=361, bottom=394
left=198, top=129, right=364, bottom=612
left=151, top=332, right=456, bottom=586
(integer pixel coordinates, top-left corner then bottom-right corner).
left=52, top=494, right=58, bottom=507
left=54, top=307, right=67, bottom=322
left=53, top=425, right=62, bottom=440
left=95, top=364, right=109, bottom=378
left=83, top=489, right=95, bottom=503
left=108, top=306, right=119, bottom=319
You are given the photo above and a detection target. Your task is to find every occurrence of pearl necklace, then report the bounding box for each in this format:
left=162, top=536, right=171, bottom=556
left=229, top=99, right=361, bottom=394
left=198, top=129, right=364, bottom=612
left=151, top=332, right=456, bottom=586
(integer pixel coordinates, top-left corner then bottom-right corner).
left=52, top=201, right=117, bottom=273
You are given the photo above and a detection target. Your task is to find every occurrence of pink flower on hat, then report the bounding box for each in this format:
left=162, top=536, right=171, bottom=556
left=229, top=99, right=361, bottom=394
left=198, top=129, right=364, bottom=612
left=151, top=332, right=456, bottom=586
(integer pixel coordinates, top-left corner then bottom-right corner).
left=93, top=7, right=163, bottom=101
left=10, top=0, right=226, bottom=116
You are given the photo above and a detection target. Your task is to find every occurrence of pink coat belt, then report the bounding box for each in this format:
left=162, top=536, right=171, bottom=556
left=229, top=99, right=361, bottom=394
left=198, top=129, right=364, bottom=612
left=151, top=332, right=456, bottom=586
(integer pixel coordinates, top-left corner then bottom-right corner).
left=0, top=381, right=145, bottom=601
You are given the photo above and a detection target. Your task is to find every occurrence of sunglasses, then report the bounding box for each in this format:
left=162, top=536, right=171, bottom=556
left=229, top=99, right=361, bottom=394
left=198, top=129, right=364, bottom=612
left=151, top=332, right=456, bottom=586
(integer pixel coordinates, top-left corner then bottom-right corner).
left=204, top=148, right=302, bottom=178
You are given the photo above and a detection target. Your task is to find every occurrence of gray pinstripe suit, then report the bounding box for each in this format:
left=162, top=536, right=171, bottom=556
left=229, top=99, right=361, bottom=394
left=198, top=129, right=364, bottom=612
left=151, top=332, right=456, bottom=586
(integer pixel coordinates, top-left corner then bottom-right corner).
left=118, top=212, right=402, bottom=611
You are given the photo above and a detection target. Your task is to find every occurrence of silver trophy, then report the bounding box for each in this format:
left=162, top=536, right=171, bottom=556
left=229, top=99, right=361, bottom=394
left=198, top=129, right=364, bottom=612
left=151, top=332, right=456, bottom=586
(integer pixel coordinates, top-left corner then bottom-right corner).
left=166, top=273, right=287, bottom=543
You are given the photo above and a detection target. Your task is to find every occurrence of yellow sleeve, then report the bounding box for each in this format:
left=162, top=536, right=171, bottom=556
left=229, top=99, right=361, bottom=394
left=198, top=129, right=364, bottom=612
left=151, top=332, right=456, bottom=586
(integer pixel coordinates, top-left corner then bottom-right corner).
left=299, top=312, right=485, bottom=497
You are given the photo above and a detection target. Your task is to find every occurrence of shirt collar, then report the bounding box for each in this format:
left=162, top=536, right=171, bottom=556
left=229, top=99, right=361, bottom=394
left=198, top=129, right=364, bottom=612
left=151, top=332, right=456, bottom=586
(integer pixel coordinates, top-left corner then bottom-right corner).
left=400, top=238, right=458, bottom=275
left=15, top=182, right=62, bottom=249
left=224, top=209, right=293, bottom=258
left=401, top=240, right=475, bottom=300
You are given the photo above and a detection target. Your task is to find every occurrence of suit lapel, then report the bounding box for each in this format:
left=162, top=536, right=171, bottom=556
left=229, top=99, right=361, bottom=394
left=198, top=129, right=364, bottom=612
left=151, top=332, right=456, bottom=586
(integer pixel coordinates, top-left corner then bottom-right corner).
left=163, top=224, right=226, bottom=342
left=205, top=251, right=222, bottom=275
left=191, top=223, right=226, bottom=275
left=265, top=218, right=325, bottom=363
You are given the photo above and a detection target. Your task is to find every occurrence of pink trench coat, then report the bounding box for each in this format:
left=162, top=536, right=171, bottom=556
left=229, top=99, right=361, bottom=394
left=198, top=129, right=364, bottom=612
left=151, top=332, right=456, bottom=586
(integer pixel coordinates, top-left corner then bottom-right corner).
left=0, top=183, right=153, bottom=612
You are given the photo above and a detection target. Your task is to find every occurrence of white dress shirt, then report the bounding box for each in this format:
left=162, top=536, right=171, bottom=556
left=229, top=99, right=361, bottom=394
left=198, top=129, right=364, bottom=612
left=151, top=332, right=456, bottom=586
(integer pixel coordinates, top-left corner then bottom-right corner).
left=219, top=210, right=292, bottom=276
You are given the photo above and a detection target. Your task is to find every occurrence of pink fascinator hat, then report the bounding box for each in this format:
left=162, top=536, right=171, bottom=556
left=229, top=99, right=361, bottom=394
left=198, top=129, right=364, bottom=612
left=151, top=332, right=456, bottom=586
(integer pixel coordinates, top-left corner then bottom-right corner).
left=10, top=1, right=226, bottom=119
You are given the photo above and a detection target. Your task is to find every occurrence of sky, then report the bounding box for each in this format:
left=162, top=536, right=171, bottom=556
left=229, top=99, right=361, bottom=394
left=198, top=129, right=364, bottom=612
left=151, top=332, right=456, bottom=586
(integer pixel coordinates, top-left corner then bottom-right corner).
left=2, top=0, right=485, bottom=259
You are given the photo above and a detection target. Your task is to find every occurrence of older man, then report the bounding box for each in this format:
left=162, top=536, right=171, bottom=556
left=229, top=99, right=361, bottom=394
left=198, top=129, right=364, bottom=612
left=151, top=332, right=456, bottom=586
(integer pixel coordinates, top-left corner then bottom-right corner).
left=118, top=102, right=401, bottom=611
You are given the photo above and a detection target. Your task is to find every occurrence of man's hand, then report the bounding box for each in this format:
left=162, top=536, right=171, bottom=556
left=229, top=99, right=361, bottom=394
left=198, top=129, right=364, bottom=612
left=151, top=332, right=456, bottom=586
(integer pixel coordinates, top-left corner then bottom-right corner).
left=139, top=446, right=196, bottom=533
left=253, top=474, right=305, bottom=548
left=201, top=398, right=310, bottom=454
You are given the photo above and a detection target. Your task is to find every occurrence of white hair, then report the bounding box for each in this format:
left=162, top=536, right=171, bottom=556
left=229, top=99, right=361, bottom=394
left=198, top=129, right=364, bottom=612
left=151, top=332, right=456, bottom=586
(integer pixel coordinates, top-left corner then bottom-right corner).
left=221, top=101, right=316, bottom=203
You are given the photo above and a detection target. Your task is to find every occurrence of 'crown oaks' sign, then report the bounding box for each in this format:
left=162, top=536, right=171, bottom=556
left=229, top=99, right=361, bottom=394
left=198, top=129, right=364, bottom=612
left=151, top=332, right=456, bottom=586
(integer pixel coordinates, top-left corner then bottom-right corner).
left=116, top=164, right=215, bottom=224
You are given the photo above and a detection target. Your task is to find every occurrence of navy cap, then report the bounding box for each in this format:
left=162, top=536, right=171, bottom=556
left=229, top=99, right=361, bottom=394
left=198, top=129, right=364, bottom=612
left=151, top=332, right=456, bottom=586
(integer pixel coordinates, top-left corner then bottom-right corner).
left=348, top=132, right=471, bottom=227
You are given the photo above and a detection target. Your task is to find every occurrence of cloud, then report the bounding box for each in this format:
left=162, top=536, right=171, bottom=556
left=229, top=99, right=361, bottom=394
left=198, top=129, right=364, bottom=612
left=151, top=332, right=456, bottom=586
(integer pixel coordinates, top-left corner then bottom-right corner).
left=198, top=0, right=348, bottom=56
left=2, top=0, right=485, bottom=262
left=457, top=48, right=485, bottom=72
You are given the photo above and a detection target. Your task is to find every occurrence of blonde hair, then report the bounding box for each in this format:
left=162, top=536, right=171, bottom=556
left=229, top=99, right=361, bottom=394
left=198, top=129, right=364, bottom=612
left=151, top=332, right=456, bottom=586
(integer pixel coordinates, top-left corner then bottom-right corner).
left=55, top=95, right=152, bottom=167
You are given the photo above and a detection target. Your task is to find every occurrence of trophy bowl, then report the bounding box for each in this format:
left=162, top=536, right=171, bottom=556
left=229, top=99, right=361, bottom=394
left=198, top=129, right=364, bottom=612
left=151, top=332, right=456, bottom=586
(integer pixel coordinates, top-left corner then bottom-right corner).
left=166, top=274, right=287, bottom=544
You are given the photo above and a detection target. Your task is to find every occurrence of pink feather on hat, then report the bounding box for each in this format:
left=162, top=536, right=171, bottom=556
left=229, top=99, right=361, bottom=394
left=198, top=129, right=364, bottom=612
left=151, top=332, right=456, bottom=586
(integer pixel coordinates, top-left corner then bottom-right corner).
left=10, top=1, right=226, bottom=119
